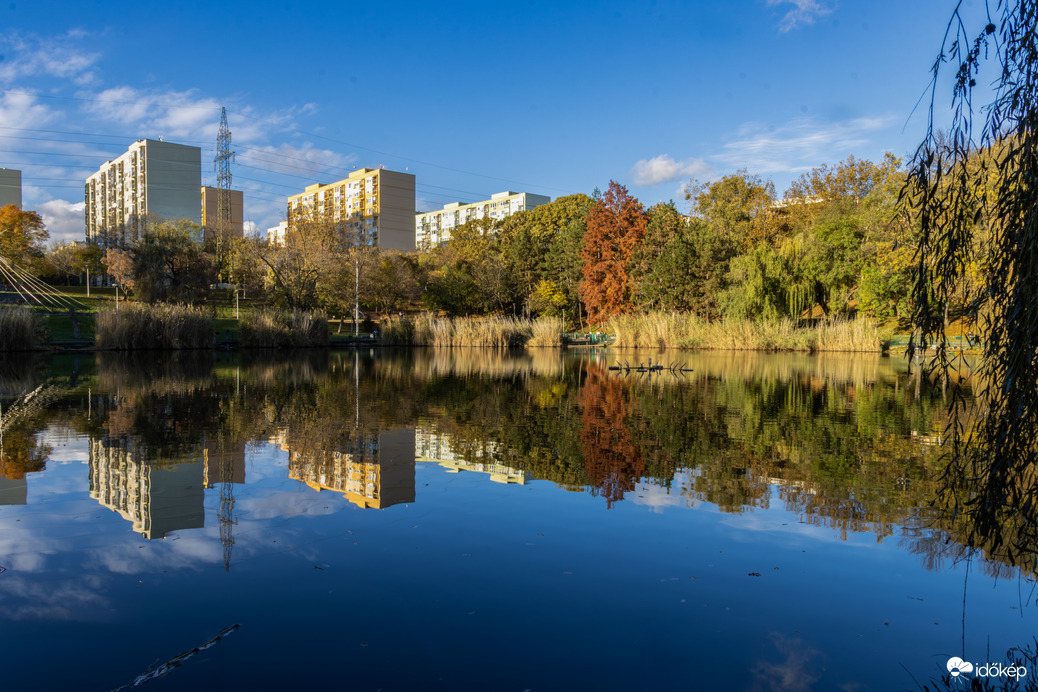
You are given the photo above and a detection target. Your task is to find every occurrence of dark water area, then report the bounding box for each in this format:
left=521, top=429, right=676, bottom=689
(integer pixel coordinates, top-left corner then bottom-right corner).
left=0, top=348, right=1033, bottom=691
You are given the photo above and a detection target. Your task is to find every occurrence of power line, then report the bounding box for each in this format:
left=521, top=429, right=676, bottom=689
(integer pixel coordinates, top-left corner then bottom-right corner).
left=2, top=91, right=575, bottom=195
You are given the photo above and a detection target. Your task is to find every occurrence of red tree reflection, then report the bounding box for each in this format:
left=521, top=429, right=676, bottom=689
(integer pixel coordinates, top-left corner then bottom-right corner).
left=579, top=365, right=645, bottom=507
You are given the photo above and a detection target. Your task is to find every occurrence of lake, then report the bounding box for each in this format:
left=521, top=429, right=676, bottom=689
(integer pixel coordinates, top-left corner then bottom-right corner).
left=0, top=348, right=1032, bottom=691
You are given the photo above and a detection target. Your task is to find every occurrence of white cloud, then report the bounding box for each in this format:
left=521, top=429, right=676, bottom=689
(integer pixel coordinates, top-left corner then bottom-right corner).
left=630, top=154, right=712, bottom=187
left=767, top=0, right=836, bottom=32
left=81, top=86, right=223, bottom=141
left=0, top=90, right=54, bottom=131
left=243, top=220, right=258, bottom=236
left=714, top=115, right=895, bottom=176
left=0, top=33, right=100, bottom=84
left=237, top=142, right=355, bottom=177
left=37, top=199, right=85, bottom=245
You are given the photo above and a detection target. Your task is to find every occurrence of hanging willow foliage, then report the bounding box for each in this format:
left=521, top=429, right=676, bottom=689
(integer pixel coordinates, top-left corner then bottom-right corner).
left=903, top=1, right=1038, bottom=563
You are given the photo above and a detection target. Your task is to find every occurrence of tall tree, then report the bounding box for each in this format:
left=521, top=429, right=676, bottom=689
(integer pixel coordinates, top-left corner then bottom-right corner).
left=114, top=220, right=215, bottom=303
left=579, top=181, right=647, bottom=324
left=687, top=172, right=777, bottom=248
left=0, top=205, right=49, bottom=272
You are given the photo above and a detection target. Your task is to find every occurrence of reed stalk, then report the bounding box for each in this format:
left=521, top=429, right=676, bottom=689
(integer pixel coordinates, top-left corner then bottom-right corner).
left=606, top=312, right=881, bottom=352
left=0, top=306, right=48, bottom=351
left=96, top=303, right=213, bottom=350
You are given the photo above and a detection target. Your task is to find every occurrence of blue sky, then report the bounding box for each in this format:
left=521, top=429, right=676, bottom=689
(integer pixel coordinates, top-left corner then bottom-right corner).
left=0, top=0, right=977, bottom=243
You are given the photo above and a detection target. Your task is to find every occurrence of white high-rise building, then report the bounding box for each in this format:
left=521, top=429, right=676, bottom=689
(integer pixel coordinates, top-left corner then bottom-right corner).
left=84, top=139, right=201, bottom=246
left=415, top=191, right=550, bottom=250
left=0, top=168, right=21, bottom=209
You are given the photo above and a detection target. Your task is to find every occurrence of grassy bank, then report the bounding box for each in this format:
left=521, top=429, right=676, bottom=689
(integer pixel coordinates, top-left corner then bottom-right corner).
left=0, top=306, right=49, bottom=351
left=605, top=312, right=882, bottom=352
left=95, top=303, right=214, bottom=350
left=379, top=315, right=565, bottom=348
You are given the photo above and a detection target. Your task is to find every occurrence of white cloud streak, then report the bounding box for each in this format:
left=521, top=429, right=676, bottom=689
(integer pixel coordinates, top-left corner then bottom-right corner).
left=0, top=33, right=100, bottom=84
left=713, top=115, right=896, bottom=176
left=237, top=143, right=355, bottom=177
left=767, top=0, right=836, bottom=32
left=630, top=154, right=712, bottom=187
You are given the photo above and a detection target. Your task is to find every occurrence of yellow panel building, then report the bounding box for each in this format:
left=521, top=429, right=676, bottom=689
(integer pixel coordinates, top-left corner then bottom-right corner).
left=287, top=168, right=416, bottom=251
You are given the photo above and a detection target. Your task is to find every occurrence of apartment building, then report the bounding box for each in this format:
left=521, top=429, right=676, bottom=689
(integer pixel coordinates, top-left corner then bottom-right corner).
left=415, top=191, right=551, bottom=249
left=286, top=167, right=416, bottom=251
left=84, top=139, right=202, bottom=246
left=267, top=220, right=288, bottom=246
left=200, top=185, right=244, bottom=243
left=0, top=168, right=21, bottom=208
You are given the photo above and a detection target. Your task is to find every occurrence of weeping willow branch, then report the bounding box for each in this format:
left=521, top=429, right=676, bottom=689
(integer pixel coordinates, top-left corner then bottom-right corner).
left=903, top=0, right=1038, bottom=561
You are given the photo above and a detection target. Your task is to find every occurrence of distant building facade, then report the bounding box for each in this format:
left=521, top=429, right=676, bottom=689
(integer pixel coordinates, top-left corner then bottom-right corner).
left=267, top=221, right=288, bottom=246
left=415, top=191, right=551, bottom=250
left=287, top=168, right=416, bottom=251
left=0, top=168, right=21, bottom=208
left=200, top=185, right=244, bottom=243
left=84, top=139, right=202, bottom=246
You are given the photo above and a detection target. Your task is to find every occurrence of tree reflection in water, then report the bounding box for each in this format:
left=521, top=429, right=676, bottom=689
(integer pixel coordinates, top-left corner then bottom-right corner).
left=1, top=348, right=1036, bottom=578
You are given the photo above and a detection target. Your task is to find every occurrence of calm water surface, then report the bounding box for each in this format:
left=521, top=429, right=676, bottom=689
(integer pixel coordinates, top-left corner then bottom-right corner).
left=0, top=349, right=1032, bottom=691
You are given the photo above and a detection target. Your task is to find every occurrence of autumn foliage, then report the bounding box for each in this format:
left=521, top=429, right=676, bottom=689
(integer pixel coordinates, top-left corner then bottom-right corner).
left=578, top=365, right=645, bottom=507
left=579, top=181, right=648, bottom=324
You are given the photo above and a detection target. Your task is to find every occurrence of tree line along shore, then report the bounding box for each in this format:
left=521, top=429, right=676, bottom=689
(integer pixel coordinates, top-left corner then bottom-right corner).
left=1, top=152, right=978, bottom=352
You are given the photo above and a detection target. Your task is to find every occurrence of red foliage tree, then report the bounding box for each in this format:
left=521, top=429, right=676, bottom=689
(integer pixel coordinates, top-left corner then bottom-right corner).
left=578, top=181, right=647, bottom=324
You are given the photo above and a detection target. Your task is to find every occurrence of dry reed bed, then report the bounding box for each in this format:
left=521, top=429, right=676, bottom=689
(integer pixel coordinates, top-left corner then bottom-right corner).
left=606, top=312, right=881, bottom=352
left=380, top=315, right=565, bottom=348
left=240, top=309, right=329, bottom=348
left=95, top=303, right=213, bottom=350
left=0, top=306, right=48, bottom=351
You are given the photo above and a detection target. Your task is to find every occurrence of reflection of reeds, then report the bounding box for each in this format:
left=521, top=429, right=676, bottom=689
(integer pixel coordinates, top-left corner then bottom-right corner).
left=380, top=315, right=565, bottom=348
left=97, top=351, right=215, bottom=394
left=0, top=306, right=48, bottom=351
left=0, top=353, right=44, bottom=396
left=584, top=349, right=951, bottom=394
left=239, top=349, right=328, bottom=386
left=240, top=309, right=329, bottom=348
left=405, top=347, right=565, bottom=379
left=96, top=303, right=213, bottom=350
left=606, top=312, right=881, bottom=352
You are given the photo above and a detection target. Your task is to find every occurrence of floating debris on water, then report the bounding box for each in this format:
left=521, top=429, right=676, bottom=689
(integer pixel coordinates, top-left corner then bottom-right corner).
left=112, top=624, right=240, bottom=689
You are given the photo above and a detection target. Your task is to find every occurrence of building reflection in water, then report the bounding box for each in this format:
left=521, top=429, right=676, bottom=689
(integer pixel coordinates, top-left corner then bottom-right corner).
left=415, top=428, right=529, bottom=485
left=203, top=442, right=246, bottom=488
left=88, top=439, right=205, bottom=539
left=0, top=476, right=27, bottom=505
left=286, top=429, right=416, bottom=509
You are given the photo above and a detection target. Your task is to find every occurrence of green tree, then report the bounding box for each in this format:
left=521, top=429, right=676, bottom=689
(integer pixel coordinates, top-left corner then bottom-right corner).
left=721, top=244, right=793, bottom=320
left=543, top=217, right=588, bottom=327
left=131, top=220, right=215, bottom=303
left=687, top=172, right=777, bottom=248
left=498, top=194, right=595, bottom=316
